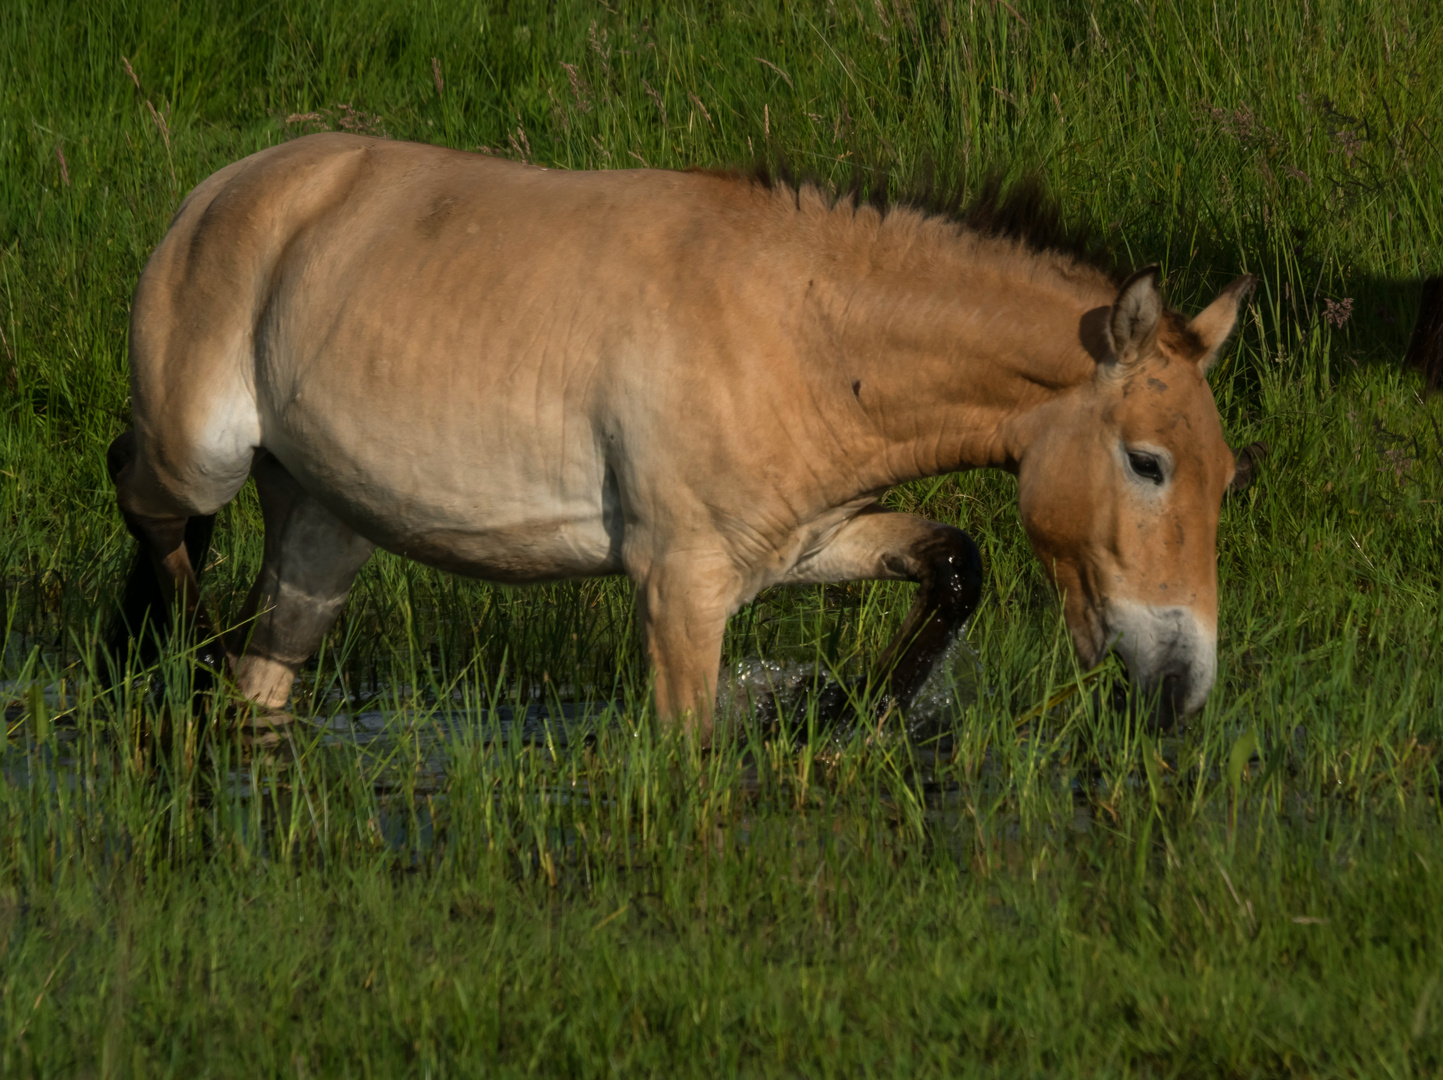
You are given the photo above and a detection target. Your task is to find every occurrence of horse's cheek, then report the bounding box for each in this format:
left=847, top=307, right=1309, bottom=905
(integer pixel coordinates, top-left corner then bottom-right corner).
left=1018, top=499, right=1078, bottom=585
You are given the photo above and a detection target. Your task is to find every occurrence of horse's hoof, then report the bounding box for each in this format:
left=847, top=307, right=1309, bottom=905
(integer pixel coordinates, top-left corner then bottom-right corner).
left=234, top=707, right=296, bottom=749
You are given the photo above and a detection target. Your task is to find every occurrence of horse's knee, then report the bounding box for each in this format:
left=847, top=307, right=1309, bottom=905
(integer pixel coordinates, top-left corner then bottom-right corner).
left=911, top=525, right=983, bottom=620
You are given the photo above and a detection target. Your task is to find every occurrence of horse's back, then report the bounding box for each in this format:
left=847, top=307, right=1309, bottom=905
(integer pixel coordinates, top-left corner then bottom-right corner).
left=127, top=135, right=788, bottom=578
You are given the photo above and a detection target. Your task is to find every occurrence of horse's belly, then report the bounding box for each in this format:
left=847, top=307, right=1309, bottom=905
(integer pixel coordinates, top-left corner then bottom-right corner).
left=388, top=514, right=623, bottom=583
left=270, top=433, right=624, bottom=584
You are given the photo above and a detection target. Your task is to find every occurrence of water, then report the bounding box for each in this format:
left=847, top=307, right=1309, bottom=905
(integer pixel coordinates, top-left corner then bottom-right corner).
left=722, top=631, right=984, bottom=740
left=1, top=640, right=993, bottom=869
left=4, top=630, right=986, bottom=770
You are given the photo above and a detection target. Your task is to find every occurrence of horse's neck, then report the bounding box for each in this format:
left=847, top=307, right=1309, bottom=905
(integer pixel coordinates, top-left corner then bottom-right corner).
left=809, top=242, right=1106, bottom=488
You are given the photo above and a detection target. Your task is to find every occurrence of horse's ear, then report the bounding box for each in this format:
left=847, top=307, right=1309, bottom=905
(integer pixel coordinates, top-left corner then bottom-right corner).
left=1189, top=274, right=1256, bottom=373
left=1104, top=266, right=1162, bottom=368
left=1227, top=440, right=1268, bottom=493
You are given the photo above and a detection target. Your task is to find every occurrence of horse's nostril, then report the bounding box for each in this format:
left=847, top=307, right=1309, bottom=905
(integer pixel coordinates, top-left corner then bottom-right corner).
left=1108, top=676, right=1131, bottom=713
left=1104, top=662, right=1187, bottom=731
left=1157, top=672, right=1187, bottom=731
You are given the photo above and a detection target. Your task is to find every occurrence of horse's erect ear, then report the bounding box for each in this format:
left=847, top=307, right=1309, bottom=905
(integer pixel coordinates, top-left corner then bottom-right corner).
left=1227, top=440, right=1268, bottom=493
left=1189, top=274, right=1257, bottom=374
left=1104, top=265, right=1163, bottom=368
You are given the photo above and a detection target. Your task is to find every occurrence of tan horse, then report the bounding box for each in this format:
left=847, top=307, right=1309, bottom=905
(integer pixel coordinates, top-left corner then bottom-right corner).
left=105, top=133, right=1254, bottom=739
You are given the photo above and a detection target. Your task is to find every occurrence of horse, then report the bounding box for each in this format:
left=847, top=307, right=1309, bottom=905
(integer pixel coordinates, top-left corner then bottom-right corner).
left=105, top=132, right=1255, bottom=742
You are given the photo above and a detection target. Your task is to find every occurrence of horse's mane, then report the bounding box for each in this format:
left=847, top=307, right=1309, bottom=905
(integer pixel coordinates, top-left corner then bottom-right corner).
left=731, top=155, right=1118, bottom=282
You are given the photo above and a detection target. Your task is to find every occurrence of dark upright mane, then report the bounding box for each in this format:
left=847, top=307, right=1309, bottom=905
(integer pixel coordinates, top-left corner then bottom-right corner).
left=953, top=174, right=1107, bottom=271
left=736, top=154, right=1115, bottom=279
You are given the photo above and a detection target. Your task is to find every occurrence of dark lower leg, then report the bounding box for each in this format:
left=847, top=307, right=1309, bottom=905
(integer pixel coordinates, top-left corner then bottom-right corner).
left=232, top=454, right=375, bottom=713
left=124, top=510, right=229, bottom=675
left=104, top=431, right=226, bottom=679
left=873, top=525, right=983, bottom=713
left=759, top=521, right=983, bottom=734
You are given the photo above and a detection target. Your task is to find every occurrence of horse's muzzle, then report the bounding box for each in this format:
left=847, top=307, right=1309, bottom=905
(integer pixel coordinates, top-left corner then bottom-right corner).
left=1101, top=601, right=1217, bottom=730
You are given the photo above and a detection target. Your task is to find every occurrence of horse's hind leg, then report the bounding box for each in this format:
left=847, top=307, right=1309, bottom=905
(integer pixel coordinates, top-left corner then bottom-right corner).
left=232, top=452, right=374, bottom=714
left=105, top=430, right=231, bottom=680
left=781, top=507, right=983, bottom=721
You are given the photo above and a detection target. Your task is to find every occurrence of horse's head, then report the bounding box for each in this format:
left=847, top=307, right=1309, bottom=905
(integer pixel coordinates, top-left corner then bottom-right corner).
left=1017, top=267, right=1255, bottom=726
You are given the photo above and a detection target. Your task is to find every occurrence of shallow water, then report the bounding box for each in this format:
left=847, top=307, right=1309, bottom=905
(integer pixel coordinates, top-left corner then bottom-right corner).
left=722, top=632, right=984, bottom=739
left=1, top=634, right=1111, bottom=874
left=3, top=633, right=986, bottom=783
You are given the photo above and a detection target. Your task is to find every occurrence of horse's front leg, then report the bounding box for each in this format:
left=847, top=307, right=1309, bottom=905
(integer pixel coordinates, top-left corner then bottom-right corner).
left=634, top=550, right=741, bottom=745
left=784, top=506, right=984, bottom=719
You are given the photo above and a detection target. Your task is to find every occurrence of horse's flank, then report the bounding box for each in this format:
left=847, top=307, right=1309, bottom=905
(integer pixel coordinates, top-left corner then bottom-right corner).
left=110, top=133, right=1247, bottom=736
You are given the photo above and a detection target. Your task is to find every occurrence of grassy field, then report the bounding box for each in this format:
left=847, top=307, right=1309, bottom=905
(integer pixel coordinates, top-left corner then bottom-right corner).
left=3, top=0, right=1443, bottom=1075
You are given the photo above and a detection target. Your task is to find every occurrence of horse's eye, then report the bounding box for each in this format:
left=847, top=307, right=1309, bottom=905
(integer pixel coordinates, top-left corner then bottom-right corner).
left=1127, top=451, right=1165, bottom=484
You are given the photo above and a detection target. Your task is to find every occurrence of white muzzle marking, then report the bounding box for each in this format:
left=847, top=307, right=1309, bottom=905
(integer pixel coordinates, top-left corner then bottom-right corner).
left=1103, top=600, right=1217, bottom=716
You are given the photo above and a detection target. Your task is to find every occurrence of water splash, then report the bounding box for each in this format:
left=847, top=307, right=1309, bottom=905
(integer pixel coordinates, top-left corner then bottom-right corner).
left=721, top=629, right=984, bottom=739
left=905, top=630, right=984, bottom=728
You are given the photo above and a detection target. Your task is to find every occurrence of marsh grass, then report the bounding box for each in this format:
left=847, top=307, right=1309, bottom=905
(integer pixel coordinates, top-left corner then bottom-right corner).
left=3, top=0, right=1443, bottom=1075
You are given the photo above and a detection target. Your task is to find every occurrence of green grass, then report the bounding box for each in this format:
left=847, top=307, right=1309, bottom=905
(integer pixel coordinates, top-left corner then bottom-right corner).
left=3, top=0, right=1443, bottom=1075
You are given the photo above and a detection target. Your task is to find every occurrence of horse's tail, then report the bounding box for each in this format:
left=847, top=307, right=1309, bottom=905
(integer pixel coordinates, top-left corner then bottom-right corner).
left=1407, top=275, right=1443, bottom=395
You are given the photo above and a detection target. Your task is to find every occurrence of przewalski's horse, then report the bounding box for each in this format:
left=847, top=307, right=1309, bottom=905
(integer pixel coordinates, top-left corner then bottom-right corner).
left=106, top=133, right=1254, bottom=740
